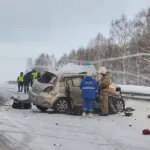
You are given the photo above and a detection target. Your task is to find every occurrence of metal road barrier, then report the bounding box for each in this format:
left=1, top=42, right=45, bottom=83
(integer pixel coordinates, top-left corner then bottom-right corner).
left=122, top=92, right=150, bottom=101
left=7, top=81, right=18, bottom=85
left=6, top=81, right=150, bottom=101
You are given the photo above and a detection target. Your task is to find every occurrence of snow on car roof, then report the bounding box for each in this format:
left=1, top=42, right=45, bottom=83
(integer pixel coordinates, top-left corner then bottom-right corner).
left=57, top=64, right=97, bottom=75
left=46, top=69, right=59, bottom=75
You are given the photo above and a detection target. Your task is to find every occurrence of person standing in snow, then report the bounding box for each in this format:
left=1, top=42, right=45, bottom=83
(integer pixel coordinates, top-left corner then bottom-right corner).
left=17, top=72, right=24, bottom=92
left=31, top=69, right=38, bottom=87
left=23, top=72, right=31, bottom=94
left=80, top=72, right=98, bottom=117
left=98, top=67, right=111, bottom=116
left=32, top=69, right=38, bottom=80
left=37, top=72, right=41, bottom=78
left=26, top=71, right=33, bottom=87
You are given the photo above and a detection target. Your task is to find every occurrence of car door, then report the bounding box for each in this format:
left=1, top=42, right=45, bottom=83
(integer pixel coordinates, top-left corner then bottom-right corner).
left=67, top=77, right=83, bottom=106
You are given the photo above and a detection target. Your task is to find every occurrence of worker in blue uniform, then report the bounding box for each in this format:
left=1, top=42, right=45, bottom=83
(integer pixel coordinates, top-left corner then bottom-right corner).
left=80, top=72, right=98, bottom=117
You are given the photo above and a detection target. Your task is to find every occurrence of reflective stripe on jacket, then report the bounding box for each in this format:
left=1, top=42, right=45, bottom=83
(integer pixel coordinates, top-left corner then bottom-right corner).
left=82, top=87, right=96, bottom=90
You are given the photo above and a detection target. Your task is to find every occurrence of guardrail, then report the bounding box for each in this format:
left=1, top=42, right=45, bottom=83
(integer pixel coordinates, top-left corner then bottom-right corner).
left=5, top=81, right=150, bottom=101
left=7, top=81, right=17, bottom=85
left=121, top=92, right=150, bottom=101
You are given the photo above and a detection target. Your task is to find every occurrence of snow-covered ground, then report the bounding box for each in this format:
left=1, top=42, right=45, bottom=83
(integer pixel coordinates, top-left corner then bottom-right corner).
left=0, top=83, right=150, bottom=150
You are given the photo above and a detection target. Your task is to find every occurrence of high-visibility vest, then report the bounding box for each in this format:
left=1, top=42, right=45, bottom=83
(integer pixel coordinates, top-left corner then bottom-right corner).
left=18, top=76, right=24, bottom=82
left=32, top=72, right=38, bottom=80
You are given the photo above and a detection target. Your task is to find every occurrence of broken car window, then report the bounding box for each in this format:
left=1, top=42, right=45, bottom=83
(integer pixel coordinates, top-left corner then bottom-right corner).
left=72, top=78, right=82, bottom=87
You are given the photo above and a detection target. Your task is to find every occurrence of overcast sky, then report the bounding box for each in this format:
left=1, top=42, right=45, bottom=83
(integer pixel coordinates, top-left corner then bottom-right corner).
left=0, top=0, right=150, bottom=82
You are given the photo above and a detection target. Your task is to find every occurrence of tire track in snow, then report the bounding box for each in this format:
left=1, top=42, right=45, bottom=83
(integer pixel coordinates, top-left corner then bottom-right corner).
left=0, top=83, right=34, bottom=150
left=0, top=133, right=15, bottom=150
left=0, top=112, right=35, bottom=150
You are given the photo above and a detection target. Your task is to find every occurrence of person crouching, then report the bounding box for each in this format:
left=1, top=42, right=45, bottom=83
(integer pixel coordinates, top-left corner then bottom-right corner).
left=80, top=72, right=98, bottom=117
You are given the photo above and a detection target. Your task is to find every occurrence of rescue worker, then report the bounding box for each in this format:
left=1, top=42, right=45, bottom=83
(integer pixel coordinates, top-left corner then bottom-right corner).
left=31, top=69, right=38, bottom=87
left=26, top=71, right=33, bottom=87
left=17, top=72, right=24, bottom=92
left=23, top=72, right=31, bottom=94
left=98, top=67, right=111, bottom=116
left=37, top=72, right=41, bottom=78
left=80, top=72, right=98, bottom=117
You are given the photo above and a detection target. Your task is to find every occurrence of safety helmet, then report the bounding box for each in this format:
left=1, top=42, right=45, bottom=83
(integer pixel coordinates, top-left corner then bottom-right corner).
left=98, top=67, right=107, bottom=75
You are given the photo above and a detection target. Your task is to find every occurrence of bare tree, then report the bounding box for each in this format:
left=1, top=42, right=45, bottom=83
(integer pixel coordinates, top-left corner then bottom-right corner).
left=26, top=57, right=33, bottom=73
left=59, top=7, right=150, bottom=86
left=34, top=53, right=51, bottom=73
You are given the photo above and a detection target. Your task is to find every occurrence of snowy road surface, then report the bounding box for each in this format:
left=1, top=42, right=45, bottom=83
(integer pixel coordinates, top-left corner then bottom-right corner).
left=0, top=84, right=150, bottom=150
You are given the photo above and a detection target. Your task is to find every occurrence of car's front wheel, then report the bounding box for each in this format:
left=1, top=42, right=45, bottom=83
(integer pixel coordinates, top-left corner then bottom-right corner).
left=36, top=105, right=48, bottom=112
left=114, top=98, right=125, bottom=112
left=54, top=98, right=70, bottom=113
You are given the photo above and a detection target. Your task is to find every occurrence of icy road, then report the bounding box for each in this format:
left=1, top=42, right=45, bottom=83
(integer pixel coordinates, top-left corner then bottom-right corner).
left=0, top=84, right=150, bottom=150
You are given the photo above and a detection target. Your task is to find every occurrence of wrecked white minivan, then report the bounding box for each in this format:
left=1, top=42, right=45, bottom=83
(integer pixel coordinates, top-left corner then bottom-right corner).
left=29, top=71, right=125, bottom=114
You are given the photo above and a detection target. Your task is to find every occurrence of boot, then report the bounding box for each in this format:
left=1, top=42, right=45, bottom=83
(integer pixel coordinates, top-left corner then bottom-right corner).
left=99, top=112, right=108, bottom=116
left=82, top=112, right=86, bottom=117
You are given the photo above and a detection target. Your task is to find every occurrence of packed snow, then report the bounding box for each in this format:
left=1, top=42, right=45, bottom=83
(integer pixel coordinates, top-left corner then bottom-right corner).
left=0, top=82, right=150, bottom=150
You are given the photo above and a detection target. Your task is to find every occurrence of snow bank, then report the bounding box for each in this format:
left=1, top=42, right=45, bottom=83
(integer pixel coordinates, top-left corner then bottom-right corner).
left=118, top=84, right=150, bottom=95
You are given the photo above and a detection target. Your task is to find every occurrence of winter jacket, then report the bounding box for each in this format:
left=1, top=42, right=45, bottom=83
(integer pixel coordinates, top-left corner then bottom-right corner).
left=23, top=73, right=31, bottom=86
left=17, top=75, right=24, bottom=83
left=32, top=72, right=38, bottom=80
left=37, top=72, right=41, bottom=78
left=100, top=73, right=111, bottom=92
left=80, top=76, right=98, bottom=100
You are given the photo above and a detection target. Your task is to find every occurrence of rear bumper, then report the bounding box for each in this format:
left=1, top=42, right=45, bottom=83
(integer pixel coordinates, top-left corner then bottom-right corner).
left=28, top=90, right=38, bottom=104
left=29, top=90, right=53, bottom=108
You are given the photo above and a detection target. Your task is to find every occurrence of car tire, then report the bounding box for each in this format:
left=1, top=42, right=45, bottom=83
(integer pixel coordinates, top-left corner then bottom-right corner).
left=36, top=105, right=48, bottom=112
left=114, top=98, right=125, bottom=112
left=54, top=98, right=70, bottom=114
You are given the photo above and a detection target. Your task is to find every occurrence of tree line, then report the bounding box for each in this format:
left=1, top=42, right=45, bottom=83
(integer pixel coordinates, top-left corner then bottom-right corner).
left=59, top=7, right=150, bottom=86
left=26, top=7, right=150, bottom=86
left=26, top=53, right=57, bottom=74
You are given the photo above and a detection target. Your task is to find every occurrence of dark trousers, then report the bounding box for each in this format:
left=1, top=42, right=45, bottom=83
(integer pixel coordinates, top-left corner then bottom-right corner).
left=18, top=82, right=23, bottom=92
left=83, top=99, right=94, bottom=113
left=24, top=85, right=29, bottom=94
left=30, top=81, right=33, bottom=87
